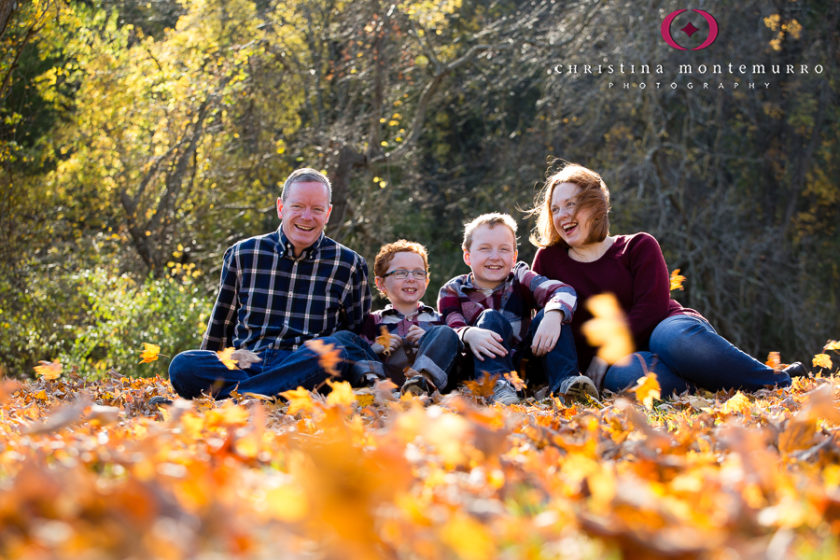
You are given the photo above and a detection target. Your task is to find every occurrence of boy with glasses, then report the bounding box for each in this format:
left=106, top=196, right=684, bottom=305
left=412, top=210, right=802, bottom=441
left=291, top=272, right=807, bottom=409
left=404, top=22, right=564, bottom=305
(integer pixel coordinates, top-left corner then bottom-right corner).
left=355, top=240, right=461, bottom=397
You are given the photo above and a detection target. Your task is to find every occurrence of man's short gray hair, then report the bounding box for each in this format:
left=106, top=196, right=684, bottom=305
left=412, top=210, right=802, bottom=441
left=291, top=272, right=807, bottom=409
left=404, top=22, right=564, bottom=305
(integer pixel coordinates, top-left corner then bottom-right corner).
left=281, top=168, right=332, bottom=202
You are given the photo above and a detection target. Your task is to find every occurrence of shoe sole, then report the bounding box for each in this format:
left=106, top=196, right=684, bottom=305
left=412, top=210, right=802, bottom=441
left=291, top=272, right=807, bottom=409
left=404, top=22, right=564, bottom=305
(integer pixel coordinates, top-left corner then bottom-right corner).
left=563, top=381, right=597, bottom=403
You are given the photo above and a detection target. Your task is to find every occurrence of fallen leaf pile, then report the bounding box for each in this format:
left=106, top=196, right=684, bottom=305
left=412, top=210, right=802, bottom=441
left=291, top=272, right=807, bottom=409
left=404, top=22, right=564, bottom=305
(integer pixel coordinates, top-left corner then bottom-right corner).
left=2, top=366, right=840, bottom=559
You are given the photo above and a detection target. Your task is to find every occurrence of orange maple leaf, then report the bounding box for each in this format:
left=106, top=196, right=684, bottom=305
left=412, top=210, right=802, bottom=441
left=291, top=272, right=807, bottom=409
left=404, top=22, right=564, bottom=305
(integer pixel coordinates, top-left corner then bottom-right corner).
left=632, top=371, right=660, bottom=409
left=581, top=293, right=634, bottom=364
left=765, top=351, right=781, bottom=369
left=464, top=371, right=498, bottom=399
left=34, top=360, right=62, bottom=380
left=305, top=339, right=342, bottom=376
left=139, top=342, right=161, bottom=364
left=217, top=347, right=238, bottom=370
left=375, top=326, right=394, bottom=356
left=669, top=268, right=686, bottom=291
left=504, top=370, right=527, bottom=392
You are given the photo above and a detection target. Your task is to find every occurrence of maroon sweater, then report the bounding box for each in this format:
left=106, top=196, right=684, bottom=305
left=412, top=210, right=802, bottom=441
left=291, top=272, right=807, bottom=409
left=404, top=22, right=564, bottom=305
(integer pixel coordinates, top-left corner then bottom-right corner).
left=532, top=233, right=702, bottom=370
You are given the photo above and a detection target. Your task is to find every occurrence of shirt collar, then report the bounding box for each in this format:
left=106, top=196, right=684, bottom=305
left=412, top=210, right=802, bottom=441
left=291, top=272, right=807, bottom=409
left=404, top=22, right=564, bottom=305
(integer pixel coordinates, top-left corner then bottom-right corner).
left=379, top=302, right=437, bottom=318
left=277, top=227, right=325, bottom=260
left=462, top=272, right=513, bottom=293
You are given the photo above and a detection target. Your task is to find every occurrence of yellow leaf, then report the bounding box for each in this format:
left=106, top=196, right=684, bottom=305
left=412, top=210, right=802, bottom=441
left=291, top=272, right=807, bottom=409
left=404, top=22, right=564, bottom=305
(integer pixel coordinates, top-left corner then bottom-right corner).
left=34, top=360, right=62, bottom=380
left=722, top=391, right=752, bottom=416
left=138, top=342, right=160, bottom=364
left=281, top=386, right=315, bottom=416
left=261, top=484, right=308, bottom=522
left=765, top=351, right=781, bottom=369
left=304, top=339, right=342, bottom=376
left=632, top=372, right=660, bottom=409
left=669, top=268, right=686, bottom=291
left=325, top=379, right=356, bottom=407
left=581, top=294, right=634, bottom=364
left=439, top=512, right=495, bottom=560
left=823, top=340, right=840, bottom=352
left=813, top=353, right=833, bottom=369
left=217, top=347, right=237, bottom=370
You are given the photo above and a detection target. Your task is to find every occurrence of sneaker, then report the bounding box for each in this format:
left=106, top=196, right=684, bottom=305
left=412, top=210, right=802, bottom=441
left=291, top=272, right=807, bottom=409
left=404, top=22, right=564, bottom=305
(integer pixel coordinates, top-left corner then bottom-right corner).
left=492, top=379, right=521, bottom=405
left=557, top=375, right=598, bottom=403
left=782, top=361, right=809, bottom=378
left=401, top=375, right=432, bottom=396
left=148, top=396, right=173, bottom=407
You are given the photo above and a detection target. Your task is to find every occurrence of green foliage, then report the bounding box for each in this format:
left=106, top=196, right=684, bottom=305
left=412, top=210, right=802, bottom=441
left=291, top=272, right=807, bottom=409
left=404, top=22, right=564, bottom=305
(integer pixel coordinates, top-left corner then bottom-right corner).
left=0, top=267, right=210, bottom=379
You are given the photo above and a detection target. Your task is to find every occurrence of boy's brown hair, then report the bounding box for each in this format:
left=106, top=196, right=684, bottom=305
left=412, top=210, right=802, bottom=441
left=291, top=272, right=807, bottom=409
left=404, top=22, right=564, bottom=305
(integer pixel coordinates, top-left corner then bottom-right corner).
left=373, top=240, right=430, bottom=296
left=462, top=213, right=518, bottom=252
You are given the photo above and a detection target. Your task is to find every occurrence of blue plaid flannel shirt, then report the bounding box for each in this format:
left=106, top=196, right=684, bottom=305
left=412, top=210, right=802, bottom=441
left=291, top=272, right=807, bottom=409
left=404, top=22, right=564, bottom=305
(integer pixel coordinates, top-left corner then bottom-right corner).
left=201, top=228, right=372, bottom=352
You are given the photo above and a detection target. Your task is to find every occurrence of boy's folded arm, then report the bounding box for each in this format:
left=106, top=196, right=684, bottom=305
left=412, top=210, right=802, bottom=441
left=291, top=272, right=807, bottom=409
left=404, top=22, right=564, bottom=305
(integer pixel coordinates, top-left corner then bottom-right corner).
left=514, top=262, right=578, bottom=322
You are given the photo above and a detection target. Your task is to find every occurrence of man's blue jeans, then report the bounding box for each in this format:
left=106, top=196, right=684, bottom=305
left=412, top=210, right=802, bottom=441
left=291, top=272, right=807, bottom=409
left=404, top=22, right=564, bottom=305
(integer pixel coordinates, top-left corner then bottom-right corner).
left=168, top=331, right=383, bottom=399
left=602, top=314, right=792, bottom=396
left=471, top=309, right=579, bottom=393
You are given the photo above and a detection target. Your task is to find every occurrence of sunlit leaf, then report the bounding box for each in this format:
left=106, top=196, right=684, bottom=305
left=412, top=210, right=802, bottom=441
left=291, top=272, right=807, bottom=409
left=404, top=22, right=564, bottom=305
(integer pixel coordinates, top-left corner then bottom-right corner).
left=33, top=360, right=62, bottom=380
left=669, top=268, right=686, bottom=291
left=375, top=326, right=394, bottom=356
left=464, top=371, right=498, bottom=399
left=632, top=372, right=660, bottom=409
left=721, top=391, right=752, bottom=416
left=504, top=370, right=527, bottom=391
left=812, top=353, right=832, bottom=370
left=138, top=342, right=161, bottom=364
left=217, top=347, right=238, bottom=370
left=823, top=340, right=840, bottom=352
left=765, top=351, right=781, bottom=369
left=281, top=386, right=315, bottom=416
left=581, top=294, right=634, bottom=364
left=325, top=379, right=356, bottom=407
left=304, top=339, right=342, bottom=376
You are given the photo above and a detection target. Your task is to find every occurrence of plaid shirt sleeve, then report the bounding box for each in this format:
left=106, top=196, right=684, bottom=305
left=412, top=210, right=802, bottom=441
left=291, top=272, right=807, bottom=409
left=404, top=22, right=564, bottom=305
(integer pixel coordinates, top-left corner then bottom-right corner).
left=437, top=277, right=470, bottom=334
left=512, top=261, right=577, bottom=322
left=201, top=245, right=240, bottom=351
left=340, top=254, right=372, bottom=333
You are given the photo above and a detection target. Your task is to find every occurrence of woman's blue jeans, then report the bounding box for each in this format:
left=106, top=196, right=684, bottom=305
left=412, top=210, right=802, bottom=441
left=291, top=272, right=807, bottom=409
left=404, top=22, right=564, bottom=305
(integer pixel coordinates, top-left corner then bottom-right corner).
left=472, top=309, right=579, bottom=393
left=602, top=315, right=792, bottom=396
left=168, top=331, right=382, bottom=399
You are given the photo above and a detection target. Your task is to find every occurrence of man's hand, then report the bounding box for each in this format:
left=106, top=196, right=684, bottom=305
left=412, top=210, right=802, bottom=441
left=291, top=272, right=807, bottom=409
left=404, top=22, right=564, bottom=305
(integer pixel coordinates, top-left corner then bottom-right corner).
left=531, top=310, right=563, bottom=357
left=405, top=324, right=425, bottom=346
left=464, top=327, right=508, bottom=361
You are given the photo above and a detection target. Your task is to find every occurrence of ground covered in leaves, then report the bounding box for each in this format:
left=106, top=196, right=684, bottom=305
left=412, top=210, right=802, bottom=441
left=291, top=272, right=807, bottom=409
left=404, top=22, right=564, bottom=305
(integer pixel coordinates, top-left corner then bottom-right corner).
left=2, top=371, right=840, bottom=559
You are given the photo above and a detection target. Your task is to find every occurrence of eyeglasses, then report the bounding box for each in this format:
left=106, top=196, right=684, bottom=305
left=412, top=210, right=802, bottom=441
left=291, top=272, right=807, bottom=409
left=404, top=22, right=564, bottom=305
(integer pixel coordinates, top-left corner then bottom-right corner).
left=382, top=269, right=427, bottom=280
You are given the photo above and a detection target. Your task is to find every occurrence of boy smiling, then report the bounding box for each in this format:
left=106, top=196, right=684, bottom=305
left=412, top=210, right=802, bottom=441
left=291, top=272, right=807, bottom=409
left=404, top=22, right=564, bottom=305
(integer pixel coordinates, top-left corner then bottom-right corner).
left=358, top=240, right=461, bottom=396
left=438, top=213, right=595, bottom=404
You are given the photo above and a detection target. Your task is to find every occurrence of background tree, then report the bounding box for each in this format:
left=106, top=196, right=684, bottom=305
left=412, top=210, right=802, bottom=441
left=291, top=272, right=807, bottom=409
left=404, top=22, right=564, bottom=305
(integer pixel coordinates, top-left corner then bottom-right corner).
left=0, top=0, right=837, bottom=377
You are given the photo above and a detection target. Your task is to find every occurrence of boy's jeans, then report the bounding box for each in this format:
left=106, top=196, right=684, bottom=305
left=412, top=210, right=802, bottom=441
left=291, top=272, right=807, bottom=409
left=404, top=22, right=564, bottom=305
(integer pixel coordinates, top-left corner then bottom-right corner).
left=472, top=309, right=579, bottom=393
left=168, top=331, right=382, bottom=399
left=337, top=325, right=461, bottom=390
left=602, top=314, right=792, bottom=396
